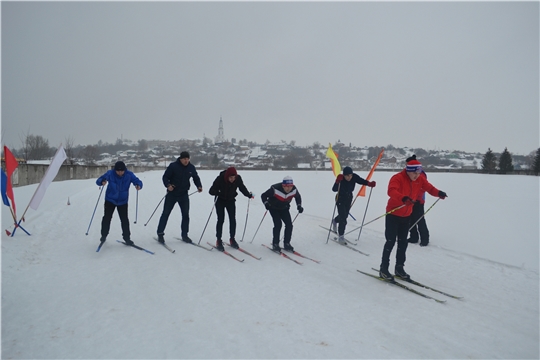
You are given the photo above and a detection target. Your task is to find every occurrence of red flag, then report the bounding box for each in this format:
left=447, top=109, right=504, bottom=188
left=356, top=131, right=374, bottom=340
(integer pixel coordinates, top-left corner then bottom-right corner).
left=3, top=146, right=18, bottom=215
left=357, top=148, right=384, bottom=197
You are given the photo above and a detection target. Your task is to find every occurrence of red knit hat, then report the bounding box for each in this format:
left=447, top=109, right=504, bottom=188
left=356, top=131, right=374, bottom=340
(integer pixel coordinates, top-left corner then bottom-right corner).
left=405, top=159, right=422, bottom=173
left=224, top=167, right=237, bottom=178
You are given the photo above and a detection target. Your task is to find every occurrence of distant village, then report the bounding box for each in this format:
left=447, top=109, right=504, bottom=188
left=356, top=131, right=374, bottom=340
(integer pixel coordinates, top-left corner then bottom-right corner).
left=19, top=118, right=534, bottom=173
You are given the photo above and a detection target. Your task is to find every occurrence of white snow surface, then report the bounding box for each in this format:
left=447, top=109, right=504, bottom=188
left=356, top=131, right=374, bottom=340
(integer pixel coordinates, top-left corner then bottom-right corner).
left=2, top=170, right=539, bottom=359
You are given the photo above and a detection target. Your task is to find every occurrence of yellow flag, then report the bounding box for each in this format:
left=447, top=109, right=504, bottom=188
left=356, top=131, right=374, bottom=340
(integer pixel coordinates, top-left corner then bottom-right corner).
left=326, top=144, right=341, bottom=177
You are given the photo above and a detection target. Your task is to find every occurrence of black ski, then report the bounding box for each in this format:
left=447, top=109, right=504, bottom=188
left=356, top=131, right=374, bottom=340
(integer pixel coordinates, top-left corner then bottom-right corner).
left=224, top=241, right=262, bottom=260
left=96, top=241, right=105, bottom=252
left=174, top=237, right=212, bottom=251
left=319, top=225, right=357, bottom=246
left=283, top=249, right=320, bottom=264
left=330, top=237, right=369, bottom=256
left=370, top=268, right=463, bottom=299
left=357, top=269, right=445, bottom=303
left=153, top=237, right=176, bottom=253
left=207, top=242, right=244, bottom=262
left=261, top=244, right=302, bottom=265
left=116, top=240, right=155, bottom=255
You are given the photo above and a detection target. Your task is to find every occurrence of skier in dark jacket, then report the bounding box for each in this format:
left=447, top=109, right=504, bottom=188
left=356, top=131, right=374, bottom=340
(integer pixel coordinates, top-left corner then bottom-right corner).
left=156, top=151, right=202, bottom=244
left=260, top=176, right=303, bottom=252
left=332, top=166, right=376, bottom=244
left=96, top=161, right=143, bottom=245
left=405, top=155, right=430, bottom=246
left=209, top=167, right=253, bottom=251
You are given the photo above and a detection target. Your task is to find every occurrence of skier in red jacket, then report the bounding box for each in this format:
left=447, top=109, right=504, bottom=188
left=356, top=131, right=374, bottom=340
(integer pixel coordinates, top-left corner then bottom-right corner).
left=379, top=159, right=447, bottom=281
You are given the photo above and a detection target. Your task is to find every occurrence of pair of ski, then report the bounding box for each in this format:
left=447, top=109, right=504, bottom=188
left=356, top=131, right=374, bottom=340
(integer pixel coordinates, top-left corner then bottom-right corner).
left=96, top=240, right=155, bottom=255
left=153, top=237, right=213, bottom=253
left=320, top=226, right=369, bottom=256
left=206, top=241, right=262, bottom=262
left=261, top=244, right=321, bottom=265
left=357, top=268, right=463, bottom=303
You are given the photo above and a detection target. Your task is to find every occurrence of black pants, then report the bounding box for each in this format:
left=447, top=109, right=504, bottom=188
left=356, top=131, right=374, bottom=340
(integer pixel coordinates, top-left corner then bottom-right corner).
left=101, top=200, right=130, bottom=241
left=334, top=197, right=352, bottom=236
left=408, top=202, right=429, bottom=244
left=380, top=214, right=411, bottom=270
left=269, top=208, right=293, bottom=245
left=157, top=193, right=190, bottom=237
left=215, top=198, right=236, bottom=240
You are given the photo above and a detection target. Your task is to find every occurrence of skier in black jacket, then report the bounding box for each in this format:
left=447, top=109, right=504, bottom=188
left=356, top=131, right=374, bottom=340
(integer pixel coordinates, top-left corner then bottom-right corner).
left=209, top=167, right=253, bottom=251
left=260, top=176, right=303, bottom=252
left=156, top=151, right=202, bottom=244
left=332, top=166, right=376, bottom=244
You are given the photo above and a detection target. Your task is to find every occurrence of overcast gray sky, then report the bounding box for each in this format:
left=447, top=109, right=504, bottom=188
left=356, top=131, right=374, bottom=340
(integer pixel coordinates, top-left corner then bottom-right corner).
left=2, top=1, right=538, bottom=154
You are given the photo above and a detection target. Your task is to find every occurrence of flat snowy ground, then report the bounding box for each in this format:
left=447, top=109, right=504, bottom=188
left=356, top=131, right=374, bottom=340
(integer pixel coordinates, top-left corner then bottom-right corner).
left=2, top=170, right=538, bottom=359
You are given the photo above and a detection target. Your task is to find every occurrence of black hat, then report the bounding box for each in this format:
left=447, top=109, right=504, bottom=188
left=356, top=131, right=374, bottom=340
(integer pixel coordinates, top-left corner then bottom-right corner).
left=343, top=166, right=353, bottom=175
left=180, top=151, right=190, bottom=159
left=405, top=154, right=417, bottom=163
left=114, top=161, right=127, bottom=171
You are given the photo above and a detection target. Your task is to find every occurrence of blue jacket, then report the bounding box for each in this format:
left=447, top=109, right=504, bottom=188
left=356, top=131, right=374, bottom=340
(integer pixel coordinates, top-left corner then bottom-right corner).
left=96, top=170, right=143, bottom=206
left=162, top=158, right=202, bottom=196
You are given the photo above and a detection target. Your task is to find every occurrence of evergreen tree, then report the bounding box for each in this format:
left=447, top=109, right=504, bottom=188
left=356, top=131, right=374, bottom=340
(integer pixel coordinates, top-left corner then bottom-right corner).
left=533, top=148, right=540, bottom=176
left=481, top=148, right=497, bottom=173
left=498, top=147, right=514, bottom=174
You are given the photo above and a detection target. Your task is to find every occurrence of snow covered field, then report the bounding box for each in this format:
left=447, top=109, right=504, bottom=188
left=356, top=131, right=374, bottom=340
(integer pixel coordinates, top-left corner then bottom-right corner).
left=2, top=169, right=538, bottom=359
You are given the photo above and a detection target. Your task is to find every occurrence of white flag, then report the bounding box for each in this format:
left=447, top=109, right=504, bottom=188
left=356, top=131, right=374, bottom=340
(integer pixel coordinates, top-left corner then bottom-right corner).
left=28, top=145, right=67, bottom=210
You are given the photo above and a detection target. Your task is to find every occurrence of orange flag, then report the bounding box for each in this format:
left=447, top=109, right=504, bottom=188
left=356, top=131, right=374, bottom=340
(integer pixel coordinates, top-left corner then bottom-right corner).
left=326, top=144, right=341, bottom=177
left=357, top=148, right=384, bottom=197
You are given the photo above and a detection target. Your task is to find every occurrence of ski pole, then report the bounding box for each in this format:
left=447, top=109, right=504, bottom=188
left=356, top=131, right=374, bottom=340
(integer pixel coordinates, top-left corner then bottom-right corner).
left=344, top=204, right=406, bottom=236
left=280, top=211, right=300, bottom=242
left=85, top=186, right=104, bottom=235
left=198, top=196, right=218, bottom=245
left=144, top=194, right=166, bottom=226
left=356, top=187, right=373, bottom=242
left=250, top=210, right=268, bottom=244
left=240, top=198, right=251, bottom=242
left=144, top=190, right=197, bottom=226
left=134, top=190, right=139, bottom=224
left=408, top=198, right=440, bottom=231
left=326, top=182, right=341, bottom=244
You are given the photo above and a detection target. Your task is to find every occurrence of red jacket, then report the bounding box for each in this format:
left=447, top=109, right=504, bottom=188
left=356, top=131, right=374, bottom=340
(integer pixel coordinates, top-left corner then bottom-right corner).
left=386, top=170, right=439, bottom=217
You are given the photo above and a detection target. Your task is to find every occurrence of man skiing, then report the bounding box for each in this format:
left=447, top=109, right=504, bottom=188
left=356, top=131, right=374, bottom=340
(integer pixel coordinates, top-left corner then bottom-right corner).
left=209, top=166, right=253, bottom=251
left=260, top=176, right=303, bottom=252
left=332, top=166, right=376, bottom=244
left=379, top=159, right=447, bottom=281
left=96, top=161, right=142, bottom=246
left=156, top=151, right=202, bottom=244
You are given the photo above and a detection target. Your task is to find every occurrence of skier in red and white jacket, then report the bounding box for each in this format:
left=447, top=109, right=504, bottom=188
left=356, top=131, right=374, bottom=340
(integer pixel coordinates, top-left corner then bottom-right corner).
left=260, top=176, right=303, bottom=252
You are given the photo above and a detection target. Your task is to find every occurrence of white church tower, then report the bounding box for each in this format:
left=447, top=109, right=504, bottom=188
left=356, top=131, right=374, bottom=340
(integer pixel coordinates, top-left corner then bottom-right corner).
left=215, top=116, right=225, bottom=144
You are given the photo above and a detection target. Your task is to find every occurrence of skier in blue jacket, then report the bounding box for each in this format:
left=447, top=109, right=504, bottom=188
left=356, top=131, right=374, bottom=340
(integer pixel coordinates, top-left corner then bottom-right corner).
left=96, top=161, right=143, bottom=245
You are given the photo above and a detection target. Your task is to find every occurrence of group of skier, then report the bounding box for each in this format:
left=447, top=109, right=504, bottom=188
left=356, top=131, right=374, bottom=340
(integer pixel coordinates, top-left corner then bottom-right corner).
left=95, top=151, right=447, bottom=281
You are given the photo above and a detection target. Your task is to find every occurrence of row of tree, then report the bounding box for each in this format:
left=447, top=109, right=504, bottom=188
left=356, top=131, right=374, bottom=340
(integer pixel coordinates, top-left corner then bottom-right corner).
left=481, top=147, right=540, bottom=175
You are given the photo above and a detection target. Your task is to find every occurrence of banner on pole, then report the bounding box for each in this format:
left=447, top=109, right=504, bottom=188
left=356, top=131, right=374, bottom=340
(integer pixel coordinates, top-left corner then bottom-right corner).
left=3, top=146, right=18, bottom=215
left=28, top=145, right=67, bottom=210
left=326, top=143, right=341, bottom=177
left=357, top=148, right=384, bottom=197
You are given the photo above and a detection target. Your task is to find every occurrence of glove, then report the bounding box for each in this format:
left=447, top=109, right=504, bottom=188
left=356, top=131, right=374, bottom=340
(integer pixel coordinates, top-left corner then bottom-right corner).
left=248, top=192, right=254, bottom=199
left=438, top=191, right=447, bottom=199
left=367, top=181, right=376, bottom=188
left=402, top=196, right=414, bottom=205
left=297, top=205, right=304, bottom=213
left=336, top=174, right=344, bottom=183
left=264, top=202, right=271, bottom=210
